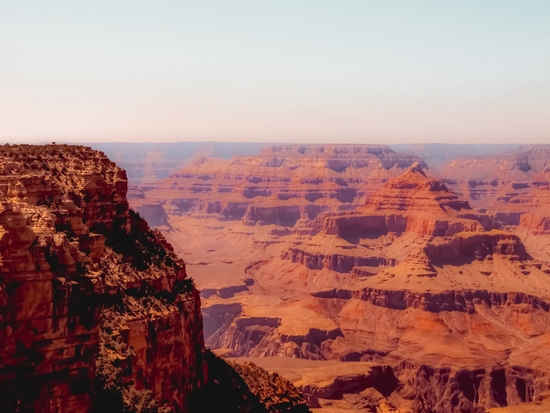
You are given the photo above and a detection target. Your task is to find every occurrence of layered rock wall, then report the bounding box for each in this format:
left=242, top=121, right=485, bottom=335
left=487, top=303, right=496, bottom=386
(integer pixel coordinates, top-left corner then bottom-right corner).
left=424, top=231, right=532, bottom=263
left=312, top=288, right=549, bottom=314
left=395, top=362, right=550, bottom=413
left=282, top=248, right=395, bottom=273
left=0, top=145, right=207, bottom=413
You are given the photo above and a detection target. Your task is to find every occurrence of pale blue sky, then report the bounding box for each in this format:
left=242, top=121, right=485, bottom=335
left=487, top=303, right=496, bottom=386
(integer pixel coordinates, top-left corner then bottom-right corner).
left=1, top=1, right=549, bottom=143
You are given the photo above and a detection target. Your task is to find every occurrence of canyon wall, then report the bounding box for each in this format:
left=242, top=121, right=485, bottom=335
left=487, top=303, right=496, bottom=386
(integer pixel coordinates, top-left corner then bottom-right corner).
left=0, top=145, right=207, bottom=413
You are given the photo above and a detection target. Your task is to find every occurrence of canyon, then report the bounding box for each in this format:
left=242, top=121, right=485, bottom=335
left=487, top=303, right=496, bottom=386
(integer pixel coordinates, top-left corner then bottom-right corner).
left=2, top=142, right=549, bottom=413
left=123, top=143, right=550, bottom=413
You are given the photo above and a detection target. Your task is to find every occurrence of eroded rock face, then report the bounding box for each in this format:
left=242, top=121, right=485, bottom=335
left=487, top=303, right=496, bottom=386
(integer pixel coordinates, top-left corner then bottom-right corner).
left=362, top=162, right=471, bottom=213
left=394, top=362, right=550, bottom=413
left=505, top=168, right=550, bottom=234
left=278, top=164, right=495, bottom=276
left=0, top=145, right=207, bottom=413
left=132, top=144, right=423, bottom=226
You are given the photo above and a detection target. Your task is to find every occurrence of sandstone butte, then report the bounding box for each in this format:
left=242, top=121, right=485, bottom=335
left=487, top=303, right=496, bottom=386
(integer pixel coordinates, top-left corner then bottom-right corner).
left=0, top=144, right=312, bottom=413
left=128, top=144, right=550, bottom=413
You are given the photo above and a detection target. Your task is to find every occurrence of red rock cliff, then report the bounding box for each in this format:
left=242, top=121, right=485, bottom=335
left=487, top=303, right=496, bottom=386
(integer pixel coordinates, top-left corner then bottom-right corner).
left=0, top=144, right=207, bottom=413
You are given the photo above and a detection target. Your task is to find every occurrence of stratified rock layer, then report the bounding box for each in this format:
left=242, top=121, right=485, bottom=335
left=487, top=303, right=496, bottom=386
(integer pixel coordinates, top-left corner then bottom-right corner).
left=134, top=144, right=423, bottom=226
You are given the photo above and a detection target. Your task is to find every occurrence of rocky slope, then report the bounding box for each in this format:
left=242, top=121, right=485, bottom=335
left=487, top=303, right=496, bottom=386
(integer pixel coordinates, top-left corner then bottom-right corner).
left=188, top=350, right=311, bottom=413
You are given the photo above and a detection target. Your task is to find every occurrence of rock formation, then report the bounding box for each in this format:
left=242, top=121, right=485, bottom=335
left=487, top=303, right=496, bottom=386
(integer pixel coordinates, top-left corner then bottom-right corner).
left=486, top=391, right=550, bottom=413
left=439, top=145, right=550, bottom=262
left=227, top=357, right=405, bottom=412
left=440, top=145, right=550, bottom=210
left=0, top=144, right=208, bottom=412
left=188, top=350, right=311, bottom=413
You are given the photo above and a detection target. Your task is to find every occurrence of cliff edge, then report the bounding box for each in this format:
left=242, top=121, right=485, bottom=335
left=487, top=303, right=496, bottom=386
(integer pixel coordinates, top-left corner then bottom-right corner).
left=0, top=144, right=207, bottom=413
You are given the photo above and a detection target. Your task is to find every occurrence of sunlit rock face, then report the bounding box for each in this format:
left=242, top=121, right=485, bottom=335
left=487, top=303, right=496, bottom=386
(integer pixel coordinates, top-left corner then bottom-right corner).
left=0, top=144, right=207, bottom=413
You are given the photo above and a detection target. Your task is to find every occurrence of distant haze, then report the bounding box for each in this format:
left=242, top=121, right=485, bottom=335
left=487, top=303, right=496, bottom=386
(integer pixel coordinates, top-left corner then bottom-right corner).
left=1, top=1, right=549, bottom=144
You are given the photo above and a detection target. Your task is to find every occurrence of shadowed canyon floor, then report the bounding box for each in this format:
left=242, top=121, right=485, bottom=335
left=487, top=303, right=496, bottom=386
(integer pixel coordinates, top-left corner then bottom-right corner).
left=130, top=143, right=550, bottom=413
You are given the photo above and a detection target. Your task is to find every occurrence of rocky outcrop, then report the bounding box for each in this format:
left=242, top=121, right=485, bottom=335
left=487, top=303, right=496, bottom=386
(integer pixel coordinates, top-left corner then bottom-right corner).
left=0, top=145, right=207, bottom=413
left=394, top=362, right=550, bottom=413
left=282, top=248, right=395, bottom=273
left=362, top=162, right=471, bottom=213
left=206, top=315, right=343, bottom=360
left=307, top=163, right=488, bottom=239
left=424, top=230, right=532, bottom=263
left=202, top=302, right=243, bottom=340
